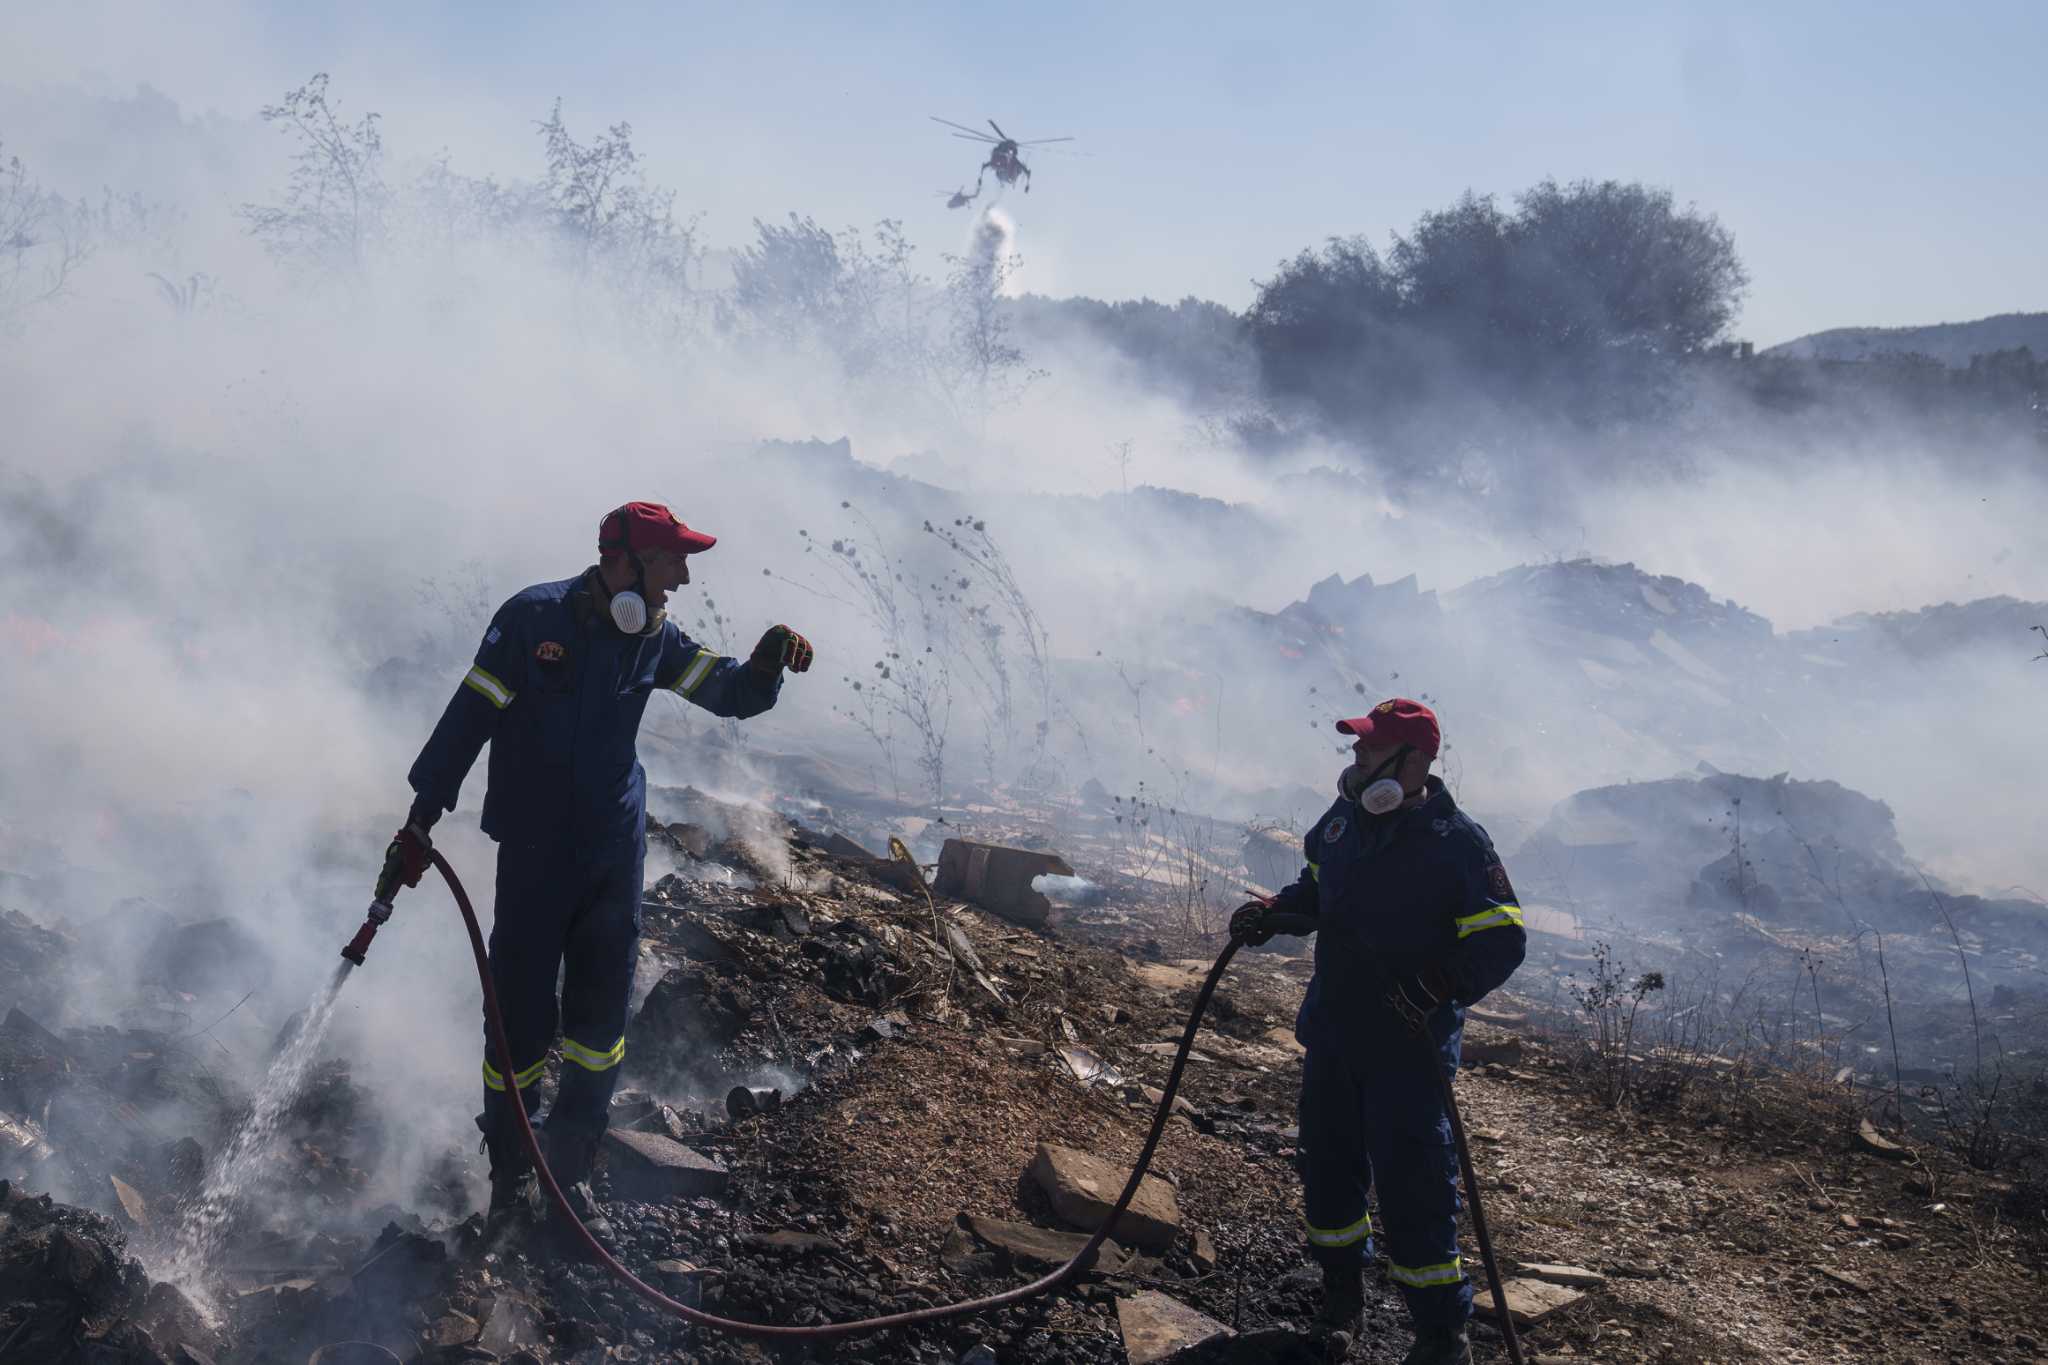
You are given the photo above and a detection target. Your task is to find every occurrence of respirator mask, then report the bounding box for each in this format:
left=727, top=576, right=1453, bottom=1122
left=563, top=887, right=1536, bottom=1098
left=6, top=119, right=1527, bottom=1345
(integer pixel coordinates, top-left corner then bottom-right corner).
left=600, top=507, right=659, bottom=636
left=1339, top=745, right=1413, bottom=816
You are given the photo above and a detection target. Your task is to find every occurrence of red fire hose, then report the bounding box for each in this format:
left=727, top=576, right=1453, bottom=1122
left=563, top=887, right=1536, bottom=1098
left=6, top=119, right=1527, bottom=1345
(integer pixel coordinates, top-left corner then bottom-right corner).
left=341, top=861, right=1521, bottom=1356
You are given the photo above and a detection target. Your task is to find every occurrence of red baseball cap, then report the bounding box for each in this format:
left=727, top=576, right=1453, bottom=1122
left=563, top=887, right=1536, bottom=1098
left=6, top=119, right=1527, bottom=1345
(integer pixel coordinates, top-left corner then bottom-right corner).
left=1336, top=698, right=1440, bottom=758
left=600, top=501, right=717, bottom=558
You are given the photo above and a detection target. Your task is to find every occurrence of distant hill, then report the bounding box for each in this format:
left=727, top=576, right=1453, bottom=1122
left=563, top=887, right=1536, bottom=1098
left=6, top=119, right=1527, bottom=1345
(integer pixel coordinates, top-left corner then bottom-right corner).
left=1767, top=312, right=2048, bottom=367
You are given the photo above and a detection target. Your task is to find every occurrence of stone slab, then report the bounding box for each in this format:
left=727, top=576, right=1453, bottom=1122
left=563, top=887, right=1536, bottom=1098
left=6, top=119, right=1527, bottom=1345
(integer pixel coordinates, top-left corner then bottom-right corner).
left=1028, top=1142, right=1182, bottom=1252
left=601, top=1128, right=730, bottom=1202
left=1116, top=1290, right=1232, bottom=1365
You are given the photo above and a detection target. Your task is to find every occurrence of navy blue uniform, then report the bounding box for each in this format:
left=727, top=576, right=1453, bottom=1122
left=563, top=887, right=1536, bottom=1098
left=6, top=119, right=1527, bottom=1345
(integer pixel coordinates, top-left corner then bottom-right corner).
left=1271, top=778, right=1525, bottom=1331
left=408, top=570, right=779, bottom=1146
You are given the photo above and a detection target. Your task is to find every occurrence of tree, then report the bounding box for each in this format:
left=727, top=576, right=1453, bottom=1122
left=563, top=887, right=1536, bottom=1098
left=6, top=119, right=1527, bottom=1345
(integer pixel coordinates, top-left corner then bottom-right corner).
left=536, top=101, right=696, bottom=288
left=1244, top=178, right=1749, bottom=446
left=241, top=74, right=387, bottom=276
left=0, top=140, right=91, bottom=323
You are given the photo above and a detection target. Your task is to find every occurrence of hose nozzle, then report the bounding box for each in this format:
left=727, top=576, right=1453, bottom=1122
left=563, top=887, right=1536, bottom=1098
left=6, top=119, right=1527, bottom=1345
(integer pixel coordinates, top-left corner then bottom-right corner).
left=340, top=897, right=394, bottom=966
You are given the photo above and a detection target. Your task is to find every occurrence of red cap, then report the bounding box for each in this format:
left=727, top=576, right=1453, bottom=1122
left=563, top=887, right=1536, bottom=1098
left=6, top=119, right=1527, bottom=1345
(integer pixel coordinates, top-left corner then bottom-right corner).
left=600, top=502, right=717, bottom=559
left=1336, top=698, right=1440, bottom=758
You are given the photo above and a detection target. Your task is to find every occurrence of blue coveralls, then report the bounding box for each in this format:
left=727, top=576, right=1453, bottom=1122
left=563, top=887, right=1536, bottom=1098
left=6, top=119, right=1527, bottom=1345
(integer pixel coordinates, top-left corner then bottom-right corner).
left=1272, top=778, right=1527, bottom=1332
left=407, top=570, right=779, bottom=1149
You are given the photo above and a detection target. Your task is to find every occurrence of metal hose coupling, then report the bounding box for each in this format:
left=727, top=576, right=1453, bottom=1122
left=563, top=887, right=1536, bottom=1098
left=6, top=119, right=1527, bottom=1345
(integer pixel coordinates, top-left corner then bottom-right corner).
left=340, top=897, right=394, bottom=966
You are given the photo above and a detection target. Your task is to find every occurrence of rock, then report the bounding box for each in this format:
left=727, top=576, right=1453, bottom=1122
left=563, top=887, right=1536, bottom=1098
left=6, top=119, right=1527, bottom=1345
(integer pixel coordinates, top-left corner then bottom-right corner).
left=478, top=1293, right=545, bottom=1355
left=1476, top=1277, right=1584, bottom=1326
left=822, top=832, right=880, bottom=861
left=1191, top=1227, right=1218, bottom=1273
left=1459, top=1035, right=1524, bottom=1067
left=959, top=1214, right=1129, bottom=1273
left=1819, top=1267, right=1873, bottom=1294
left=1465, top=1004, right=1525, bottom=1027
left=1856, top=1118, right=1910, bottom=1160
left=958, top=1346, right=999, bottom=1365
left=1514, top=1262, right=1606, bottom=1288
left=634, top=962, right=754, bottom=1051
left=1258, top=1026, right=1305, bottom=1058
left=601, top=1130, right=730, bottom=1201
left=1116, top=1290, right=1232, bottom=1364
left=425, top=1310, right=481, bottom=1347
left=934, top=839, right=1076, bottom=927
left=940, top=1221, right=1000, bottom=1278
left=1028, top=1143, right=1183, bottom=1252
left=1838, top=1213, right=1861, bottom=1230
left=743, top=1229, right=839, bottom=1256
left=1133, top=1085, right=1197, bottom=1120
left=109, top=1174, right=149, bottom=1228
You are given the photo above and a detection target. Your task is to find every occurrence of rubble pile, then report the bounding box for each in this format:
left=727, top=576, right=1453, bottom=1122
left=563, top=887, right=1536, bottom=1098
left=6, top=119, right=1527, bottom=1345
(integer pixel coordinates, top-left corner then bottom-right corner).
left=0, top=772, right=2042, bottom=1362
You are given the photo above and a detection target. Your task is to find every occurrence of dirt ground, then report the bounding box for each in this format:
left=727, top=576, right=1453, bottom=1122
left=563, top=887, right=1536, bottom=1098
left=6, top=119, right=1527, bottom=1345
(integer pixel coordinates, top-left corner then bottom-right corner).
left=4, top=812, right=2045, bottom=1364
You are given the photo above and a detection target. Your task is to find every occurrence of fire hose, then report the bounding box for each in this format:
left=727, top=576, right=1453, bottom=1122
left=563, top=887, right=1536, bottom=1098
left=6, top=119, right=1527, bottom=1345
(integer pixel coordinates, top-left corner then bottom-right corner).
left=342, top=863, right=1522, bottom=1358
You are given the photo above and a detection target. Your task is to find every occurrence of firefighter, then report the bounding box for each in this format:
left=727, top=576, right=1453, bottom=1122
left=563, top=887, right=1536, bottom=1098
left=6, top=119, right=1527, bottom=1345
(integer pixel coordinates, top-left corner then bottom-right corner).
left=378, top=502, right=812, bottom=1245
left=1231, top=699, right=1525, bottom=1365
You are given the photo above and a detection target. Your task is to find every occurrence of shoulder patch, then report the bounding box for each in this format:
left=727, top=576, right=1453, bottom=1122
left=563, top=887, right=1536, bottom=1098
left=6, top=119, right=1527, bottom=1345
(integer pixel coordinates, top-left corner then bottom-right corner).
left=484, top=626, right=501, bottom=645
left=1323, top=814, right=1348, bottom=844
left=1487, top=860, right=1517, bottom=904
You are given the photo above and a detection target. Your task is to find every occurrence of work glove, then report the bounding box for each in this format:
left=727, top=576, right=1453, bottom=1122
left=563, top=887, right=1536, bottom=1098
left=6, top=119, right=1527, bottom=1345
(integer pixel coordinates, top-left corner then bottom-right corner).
left=1228, top=898, right=1275, bottom=945
left=750, top=624, right=814, bottom=680
left=375, top=820, right=434, bottom=901
left=1387, top=966, right=1454, bottom=1035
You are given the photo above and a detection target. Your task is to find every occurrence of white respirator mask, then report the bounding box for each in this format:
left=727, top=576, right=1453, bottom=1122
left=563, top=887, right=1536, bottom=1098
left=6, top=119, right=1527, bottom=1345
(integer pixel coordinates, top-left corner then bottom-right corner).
left=609, top=588, right=649, bottom=635
left=1339, top=746, right=1413, bottom=816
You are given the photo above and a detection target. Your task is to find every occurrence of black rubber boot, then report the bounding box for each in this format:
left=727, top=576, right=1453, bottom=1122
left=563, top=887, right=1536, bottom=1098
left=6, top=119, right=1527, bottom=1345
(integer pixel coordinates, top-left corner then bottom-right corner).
left=541, top=1127, right=616, bottom=1252
left=479, top=1115, right=536, bottom=1238
left=1313, top=1260, right=1365, bottom=1348
left=1399, top=1326, right=1473, bottom=1365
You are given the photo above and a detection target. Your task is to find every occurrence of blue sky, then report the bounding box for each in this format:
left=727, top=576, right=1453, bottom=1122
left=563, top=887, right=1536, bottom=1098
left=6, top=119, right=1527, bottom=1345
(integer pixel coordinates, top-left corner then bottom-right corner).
left=10, top=0, right=2046, bottom=344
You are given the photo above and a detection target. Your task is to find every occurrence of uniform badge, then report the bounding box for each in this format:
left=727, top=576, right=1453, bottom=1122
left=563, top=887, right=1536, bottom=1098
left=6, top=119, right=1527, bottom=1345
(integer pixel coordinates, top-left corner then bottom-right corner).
left=1488, top=861, right=1517, bottom=903
left=484, top=626, right=501, bottom=645
left=536, top=641, right=566, bottom=663
left=1323, top=815, right=1348, bottom=843
left=1373, top=700, right=1395, bottom=714
left=1432, top=818, right=1451, bottom=836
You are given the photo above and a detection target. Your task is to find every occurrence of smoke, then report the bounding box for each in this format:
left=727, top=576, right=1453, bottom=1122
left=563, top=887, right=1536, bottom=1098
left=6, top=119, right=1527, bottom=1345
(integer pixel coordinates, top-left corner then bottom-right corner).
left=1, top=60, right=2045, bottom=1251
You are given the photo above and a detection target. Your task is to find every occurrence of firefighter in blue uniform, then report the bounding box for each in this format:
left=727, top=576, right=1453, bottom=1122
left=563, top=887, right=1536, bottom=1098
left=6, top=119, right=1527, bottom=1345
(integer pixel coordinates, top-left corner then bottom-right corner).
left=1232, top=699, right=1526, bottom=1365
left=378, top=501, right=813, bottom=1245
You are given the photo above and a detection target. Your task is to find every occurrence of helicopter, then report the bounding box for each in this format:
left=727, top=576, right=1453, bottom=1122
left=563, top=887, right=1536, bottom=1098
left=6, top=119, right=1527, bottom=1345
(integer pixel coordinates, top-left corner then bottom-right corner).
left=930, top=117, right=1074, bottom=204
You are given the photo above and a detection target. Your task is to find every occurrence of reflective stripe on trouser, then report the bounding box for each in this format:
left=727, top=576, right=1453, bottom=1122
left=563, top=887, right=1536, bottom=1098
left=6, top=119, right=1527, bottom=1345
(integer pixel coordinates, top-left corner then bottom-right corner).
left=480, top=833, right=645, bottom=1153
left=1298, top=1041, right=1473, bottom=1330
left=1306, top=1209, right=1372, bottom=1250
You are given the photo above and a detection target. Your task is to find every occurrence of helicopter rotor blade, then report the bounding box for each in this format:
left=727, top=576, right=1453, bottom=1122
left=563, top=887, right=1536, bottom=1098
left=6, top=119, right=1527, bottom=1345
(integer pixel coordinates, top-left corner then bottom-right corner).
left=1020, top=137, right=1076, bottom=145
left=951, top=132, right=998, bottom=144
left=988, top=119, right=1010, bottom=140
left=931, top=116, right=997, bottom=140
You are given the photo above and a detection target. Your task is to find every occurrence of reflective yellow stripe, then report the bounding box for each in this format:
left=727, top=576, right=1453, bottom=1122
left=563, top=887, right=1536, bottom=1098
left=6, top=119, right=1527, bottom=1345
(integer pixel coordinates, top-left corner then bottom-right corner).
left=674, top=649, right=718, bottom=698
left=481, top=1056, right=548, bottom=1092
left=561, top=1035, right=626, bottom=1072
left=1305, top=1211, right=1372, bottom=1247
left=463, top=664, right=514, bottom=709
left=1454, top=905, right=1525, bottom=938
left=1308, top=861, right=1320, bottom=883
left=1389, top=1256, right=1464, bottom=1288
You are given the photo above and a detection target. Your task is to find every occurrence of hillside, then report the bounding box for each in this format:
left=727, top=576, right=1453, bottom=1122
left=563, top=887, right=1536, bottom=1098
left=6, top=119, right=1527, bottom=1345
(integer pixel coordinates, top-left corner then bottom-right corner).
left=1767, top=312, right=2048, bottom=367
